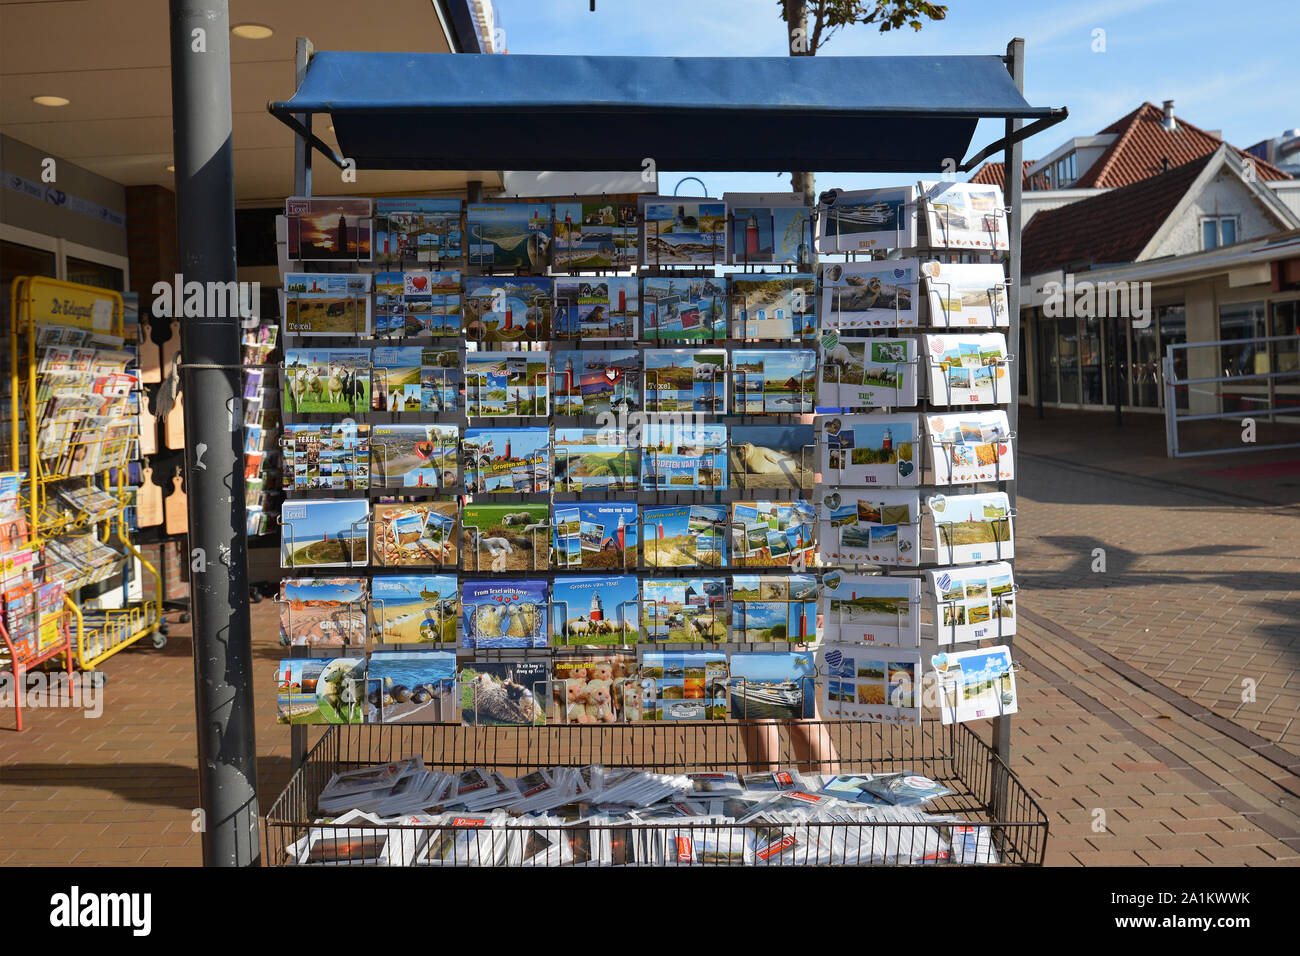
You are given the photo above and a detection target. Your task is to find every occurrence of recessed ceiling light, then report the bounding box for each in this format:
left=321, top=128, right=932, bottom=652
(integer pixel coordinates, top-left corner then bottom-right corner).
left=231, top=23, right=273, bottom=39
left=165, top=163, right=175, bottom=172
left=32, top=95, right=69, bottom=107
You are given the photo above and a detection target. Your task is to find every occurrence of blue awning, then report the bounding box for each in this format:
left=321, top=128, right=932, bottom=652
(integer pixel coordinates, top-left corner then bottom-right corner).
left=268, top=52, right=1065, bottom=172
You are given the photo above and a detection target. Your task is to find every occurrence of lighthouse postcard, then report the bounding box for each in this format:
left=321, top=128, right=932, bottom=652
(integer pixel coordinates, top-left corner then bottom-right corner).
left=554, top=276, right=639, bottom=340
left=820, top=413, right=920, bottom=487
left=280, top=498, right=370, bottom=569
left=285, top=196, right=373, bottom=262
left=463, top=276, right=554, bottom=343
left=550, top=574, right=640, bottom=648
left=551, top=349, right=640, bottom=416
left=724, top=193, right=813, bottom=266
left=551, top=501, right=637, bottom=571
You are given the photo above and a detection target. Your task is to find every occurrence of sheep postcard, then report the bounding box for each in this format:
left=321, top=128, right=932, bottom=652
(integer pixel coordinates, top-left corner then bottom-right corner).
left=927, top=561, right=1016, bottom=647
left=919, top=181, right=1008, bottom=251
left=551, top=576, right=640, bottom=649
left=371, top=574, right=459, bottom=644
left=283, top=272, right=372, bottom=337
left=280, top=499, right=370, bottom=569
left=640, top=578, right=726, bottom=644
left=727, top=273, right=817, bottom=339
left=465, top=201, right=553, bottom=272
left=549, top=651, right=638, bottom=723
left=371, top=501, right=458, bottom=568
left=925, top=411, right=1014, bottom=485
left=928, top=492, right=1014, bottom=565
left=553, top=276, right=639, bottom=340
left=730, top=574, right=818, bottom=644
left=551, top=349, right=640, bottom=416
left=816, top=334, right=918, bottom=409
left=278, top=577, right=368, bottom=647
left=729, top=425, right=813, bottom=491
left=639, top=420, right=727, bottom=491
left=365, top=650, right=456, bottom=723
left=815, top=489, right=920, bottom=567
left=640, top=198, right=726, bottom=267
left=460, top=502, right=549, bottom=573
left=551, top=501, right=637, bottom=571
left=282, top=422, right=370, bottom=492
left=819, top=260, right=919, bottom=329
left=642, top=503, right=727, bottom=569
left=731, top=349, right=816, bottom=414
left=283, top=348, right=372, bottom=414
left=641, top=275, right=727, bottom=342
left=464, top=351, right=550, bottom=418
left=276, top=656, right=366, bottom=725
left=723, top=193, right=813, bottom=266
left=818, top=644, right=922, bottom=726
left=373, top=197, right=463, bottom=270
left=372, top=270, right=462, bottom=338
left=285, top=196, right=373, bottom=262
left=818, top=570, right=920, bottom=648
left=638, top=651, right=728, bottom=721
left=820, top=414, right=919, bottom=487
left=463, top=426, right=551, bottom=494
left=460, top=660, right=548, bottom=726
left=921, top=261, right=1009, bottom=328
left=815, top=185, right=917, bottom=254
left=463, top=276, right=554, bottom=343
left=461, top=579, right=548, bottom=650
left=924, top=333, right=1012, bottom=406
left=553, top=200, right=639, bottom=271
left=553, top=427, right=637, bottom=492
left=369, top=424, right=458, bottom=491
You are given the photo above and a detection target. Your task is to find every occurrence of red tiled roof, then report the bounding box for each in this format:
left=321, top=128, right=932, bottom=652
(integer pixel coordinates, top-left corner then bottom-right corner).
left=967, top=160, right=1032, bottom=186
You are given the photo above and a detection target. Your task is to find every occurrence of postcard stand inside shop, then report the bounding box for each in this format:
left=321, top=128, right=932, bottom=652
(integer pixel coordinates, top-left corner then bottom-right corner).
left=259, top=42, right=1066, bottom=866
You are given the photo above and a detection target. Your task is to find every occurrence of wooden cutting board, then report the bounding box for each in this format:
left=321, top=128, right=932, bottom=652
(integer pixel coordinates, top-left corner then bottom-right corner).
left=139, top=332, right=162, bottom=384
left=164, top=469, right=188, bottom=535
left=135, top=461, right=164, bottom=528
left=159, top=319, right=181, bottom=374
left=138, top=392, right=158, bottom=455
left=164, top=389, right=185, bottom=449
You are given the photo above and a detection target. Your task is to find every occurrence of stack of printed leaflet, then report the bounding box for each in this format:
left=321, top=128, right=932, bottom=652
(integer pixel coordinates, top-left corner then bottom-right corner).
left=316, top=757, right=436, bottom=814
left=57, top=486, right=123, bottom=525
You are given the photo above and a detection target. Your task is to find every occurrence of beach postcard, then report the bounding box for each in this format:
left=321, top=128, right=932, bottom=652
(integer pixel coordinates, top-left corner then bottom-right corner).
left=369, top=424, right=458, bottom=491
left=640, top=578, right=726, bottom=644
left=373, top=270, right=462, bottom=338
left=639, top=420, right=727, bottom=491
left=553, top=200, right=638, bottom=270
left=925, top=411, right=1013, bottom=484
left=728, top=652, right=815, bottom=720
left=278, top=577, right=368, bottom=648
left=730, top=573, right=818, bottom=644
left=461, top=579, right=549, bottom=650
left=929, top=491, right=1014, bottom=565
left=371, top=574, right=459, bottom=644
left=729, top=424, right=814, bottom=491
left=285, top=197, right=373, bottom=262
left=460, top=660, right=548, bottom=726
left=821, top=413, right=918, bottom=487
left=641, top=275, right=727, bottom=342
left=732, top=349, right=816, bottom=414
left=643, top=348, right=727, bottom=415
left=932, top=645, right=1017, bottom=725
left=464, top=351, right=549, bottom=418
left=277, top=656, right=366, bottom=724
left=374, top=197, right=463, bottom=269
left=371, top=501, right=458, bottom=568
left=366, top=650, right=457, bottom=723
left=465, top=201, right=553, bottom=271
left=283, top=273, right=372, bottom=336
left=461, top=502, right=550, bottom=572
left=554, top=427, right=637, bottom=492
left=819, top=570, right=919, bottom=647
left=927, top=562, right=1016, bottom=646
left=551, top=501, right=638, bottom=571
left=641, top=198, right=726, bottom=267
left=554, top=276, right=638, bottom=340
left=642, top=503, right=727, bottom=569
left=370, top=346, right=459, bottom=414
left=820, top=260, right=919, bottom=329
left=728, top=273, right=817, bottom=340
left=549, top=651, right=638, bottom=723
left=282, top=422, right=369, bottom=492
left=551, top=349, right=639, bottom=416
left=817, top=644, right=921, bottom=725
left=730, top=501, right=816, bottom=569
left=816, top=488, right=920, bottom=567
left=551, top=574, right=640, bottom=648
left=283, top=348, right=371, bottom=414
left=921, top=261, right=1009, bottom=327
left=920, top=181, right=1008, bottom=251
left=280, top=498, right=369, bottom=569
left=815, top=186, right=916, bottom=253
left=816, top=333, right=918, bottom=408
left=463, top=426, right=551, bottom=494
left=638, top=651, right=728, bottom=721
left=464, top=276, right=553, bottom=343
left=724, top=194, right=813, bottom=265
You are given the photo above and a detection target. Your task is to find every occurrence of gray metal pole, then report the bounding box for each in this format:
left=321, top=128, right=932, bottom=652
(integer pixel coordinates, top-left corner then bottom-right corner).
left=167, top=0, right=260, bottom=866
left=1112, top=314, right=1123, bottom=425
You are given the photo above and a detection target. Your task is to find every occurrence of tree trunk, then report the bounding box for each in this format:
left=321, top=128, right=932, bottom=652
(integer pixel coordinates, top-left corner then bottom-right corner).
left=785, top=0, right=814, bottom=205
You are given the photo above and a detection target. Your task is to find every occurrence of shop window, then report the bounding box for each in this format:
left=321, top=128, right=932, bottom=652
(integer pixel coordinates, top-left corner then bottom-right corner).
left=66, top=256, right=124, bottom=292
left=1219, top=301, right=1267, bottom=413
left=1157, top=305, right=1187, bottom=410
left=1, top=240, right=57, bottom=330
left=1057, top=317, right=1080, bottom=404
left=1080, top=315, right=1103, bottom=405
left=1131, top=321, right=1160, bottom=408
left=1271, top=300, right=1299, bottom=373
left=1037, top=314, right=1059, bottom=403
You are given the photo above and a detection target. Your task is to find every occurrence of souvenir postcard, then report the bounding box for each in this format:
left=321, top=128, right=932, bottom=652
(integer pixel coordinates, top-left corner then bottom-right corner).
left=371, top=574, right=459, bottom=644
left=551, top=501, right=638, bottom=571
left=643, top=348, right=727, bottom=414
left=928, top=492, right=1014, bottom=565
left=461, top=502, right=549, bottom=572
left=371, top=346, right=460, bottom=414
left=733, top=349, right=816, bottom=414
left=549, top=652, right=639, bottom=723
left=554, top=277, right=638, bottom=340
left=641, top=198, right=726, bottom=267
left=283, top=349, right=371, bottom=414
left=638, top=651, right=728, bottom=721
left=820, top=413, right=919, bottom=487
left=925, top=411, right=1013, bottom=484
left=461, top=579, right=548, bottom=650
left=283, top=273, right=372, bottom=336
left=460, top=659, right=548, bottom=725
left=728, top=273, right=817, bottom=340
left=465, top=201, right=553, bottom=272
left=729, top=652, right=816, bottom=720
left=464, top=276, right=553, bottom=342
left=816, top=333, right=918, bottom=408
left=371, top=501, right=458, bottom=568
left=641, top=275, right=727, bottom=342
left=818, top=644, right=921, bottom=726
left=366, top=650, right=457, bottom=723
left=925, top=333, right=1012, bottom=406
left=816, top=186, right=917, bottom=253
left=278, top=577, right=368, bottom=647
left=816, top=489, right=920, bottom=567
left=639, top=420, right=727, bottom=490
left=551, top=575, right=640, bottom=648
left=374, top=197, right=463, bottom=269
left=818, top=570, right=919, bottom=647
left=921, top=261, right=1008, bottom=327
left=282, top=422, right=369, bottom=491
left=730, top=501, right=816, bottom=569
left=642, top=504, right=727, bottom=569
left=370, top=424, right=458, bottom=491
left=373, top=270, right=462, bottom=338
left=729, top=424, right=814, bottom=491
left=820, top=260, right=919, bottom=329
left=920, top=181, right=1008, bottom=251
left=927, top=562, right=1015, bottom=646
left=730, top=574, right=818, bottom=644
left=931, top=645, right=1017, bottom=725
left=553, top=200, right=638, bottom=270
left=724, top=193, right=813, bottom=265
left=551, top=349, right=639, bottom=416
left=280, top=498, right=369, bottom=569
left=463, top=427, right=551, bottom=494
left=464, top=351, right=549, bottom=417
left=640, top=578, right=726, bottom=644
left=554, top=428, right=637, bottom=493
left=276, top=656, right=366, bottom=724
left=285, top=196, right=373, bottom=262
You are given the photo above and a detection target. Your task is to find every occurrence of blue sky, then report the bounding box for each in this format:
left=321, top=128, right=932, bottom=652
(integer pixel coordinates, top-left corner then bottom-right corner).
left=493, top=0, right=1295, bottom=193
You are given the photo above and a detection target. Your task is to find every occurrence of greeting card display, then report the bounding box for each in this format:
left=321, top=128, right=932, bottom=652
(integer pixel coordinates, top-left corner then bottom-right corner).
left=641, top=198, right=726, bottom=267
left=642, top=276, right=727, bottom=341
left=461, top=579, right=548, bottom=650
left=925, top=411, right=1013, bottom=484
left=642, top=504, right=727, bottom=569
left=641, top=578, right=726, bottom=643
left=724, top=193, right=813, bottom=265
left=277, top=657, right=366, bottom=724
left=285, top=197, right=373, bottom=262
left=553, top=200, right=638, bottom=270
left=374, top=197, right=463, bottom=269
left=461, top=502, right=550, bottom=572
left=728, top=424, right=814, bottom=491
left=465, top=351, right=549, bottom=418
left=460, top=660, right=548, bottom=726
left=730, top=501, right=816, bottom=569
left=464, top=276, right=553, bottom=343
left=730, top=574, right=817, bottom=644
left=931, top=645, right=1017, bottom=725
left=639, top=420, right=727, bottom=491
left=925, top=333, right=1012, bottom=406
left=554, top=277, right=638, bottom=340
left=817, top=334, right=918, bottom=408
left=278, top=577, right=368, bottom=647
left=371, top=346, right=460, bottom=413
left=373, top=270, right=461, bottom=338
left=921, top=262, right=1008, bottom=327
left=820, top=414, right=919, bottom=487
left=728, top=652, right=815, bottom=720
left=818, top=644, right=921, bottom=725
left=282, top=422, right=369, bottom=491
left=554, top=428, right=637, bottom=493
left=733, top=349, right=816, bottom=414
left=728, top=273, right=817, bottom=340
left=816, top=490, right=920, bottom=567
left=366, top=650, right=457, bottom=722
left=284, top=349, right=371, bottom=414
left=465, top=202, right=552, bottom=271
left=927, top=562, right=1015, bottom=645
left=816, top=186, right=917, bottom=253
left=551, top=575, right=640, bottom=647
left=371, top=501, right=457, bottom=568
left=820, top=260, right=919, bottom=329
left=552, top=502, right=638, bottom=571
left=818, top=570, right=919, bottom=647
left=283, top=273, right=372, bottom=336
left=550, top=653, right=638, bottom=724
left=281, top=499, right=370, bottom=569
left=463, top=427, right=551, bottom=494
left=920, top=182, right=1007, bottom=251
left=551, top=349, right=639, bottom=416
left=644, top=348, right=727, bottom=414
left=638, top=651, right=728, bottom=720
left=928, top=492, right=1014, bottom=565
left=371, top=574, right=459, bottom=644
left=369, top=424, right=458, bottom=491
